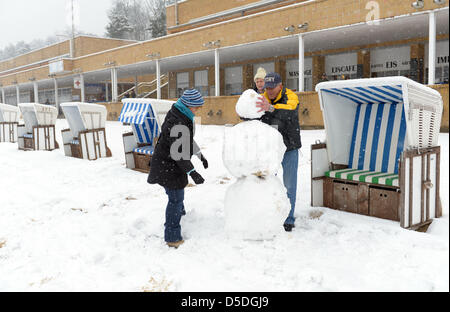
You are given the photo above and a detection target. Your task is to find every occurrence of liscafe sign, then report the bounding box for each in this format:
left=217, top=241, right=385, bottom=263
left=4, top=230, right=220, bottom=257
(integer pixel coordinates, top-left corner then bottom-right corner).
left=331, top=65, right=358, bottom=74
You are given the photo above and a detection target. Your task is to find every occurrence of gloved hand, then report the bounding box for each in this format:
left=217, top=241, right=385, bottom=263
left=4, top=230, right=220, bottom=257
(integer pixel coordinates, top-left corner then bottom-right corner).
left=190, top=170, right=205, bottom=185
left=199, top=154, right=209, bottom=169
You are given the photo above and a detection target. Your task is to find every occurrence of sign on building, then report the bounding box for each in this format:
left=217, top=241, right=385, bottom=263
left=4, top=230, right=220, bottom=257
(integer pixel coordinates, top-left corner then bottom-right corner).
left=325, top=52, right=358, bottom=79
left=74, top=77, right=82, bottom=89
left=425, top=40, right=449, bottom=84
left=370, top=45, right=411, bottom=77
left=286, top=58, right=313, bottom=91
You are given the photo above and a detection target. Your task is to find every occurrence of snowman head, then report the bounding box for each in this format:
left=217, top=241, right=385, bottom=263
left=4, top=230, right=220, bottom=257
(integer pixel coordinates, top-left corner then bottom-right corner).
left=235, top=89, right=265, bottom=120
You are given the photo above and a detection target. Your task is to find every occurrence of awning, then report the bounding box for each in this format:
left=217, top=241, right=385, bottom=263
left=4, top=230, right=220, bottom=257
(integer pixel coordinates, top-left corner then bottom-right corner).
left=321, top=84, right=404, bottom=105
left=118, top=101, right=154, bottom=124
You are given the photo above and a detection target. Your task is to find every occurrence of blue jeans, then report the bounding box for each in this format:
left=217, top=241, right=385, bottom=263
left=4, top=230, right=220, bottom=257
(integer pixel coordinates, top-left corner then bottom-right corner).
left=282, top=149, right=299, bottom=225
left=164, top=188, right=185, bottom=243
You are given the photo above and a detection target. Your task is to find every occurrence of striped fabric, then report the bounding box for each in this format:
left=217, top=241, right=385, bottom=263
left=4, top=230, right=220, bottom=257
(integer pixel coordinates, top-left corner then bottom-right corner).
left=118, top=101, right=160, bottom=145
left=323, top=84, right=403, bottom=105
left=323, top=84, right=406, bottom=175
left=180, top=89, right=204, bottom=107
left=349, top=102, right=406, bottom=174
left=133, top=145, right=154, bottom=155
left=326, top=169, right=399, bottom=187
left=322, top=84, right=407, bottom=187
left=23, top=133, right=33, bottom=139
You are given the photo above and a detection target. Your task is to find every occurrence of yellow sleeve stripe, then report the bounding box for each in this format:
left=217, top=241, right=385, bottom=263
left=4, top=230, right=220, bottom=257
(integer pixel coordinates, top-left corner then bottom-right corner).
left=273, top=89, right=299, bottom=110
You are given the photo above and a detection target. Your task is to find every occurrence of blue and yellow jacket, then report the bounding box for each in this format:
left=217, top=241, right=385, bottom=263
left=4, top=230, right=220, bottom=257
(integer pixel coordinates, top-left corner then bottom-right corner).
left=261, top=87, right=302, bottom=151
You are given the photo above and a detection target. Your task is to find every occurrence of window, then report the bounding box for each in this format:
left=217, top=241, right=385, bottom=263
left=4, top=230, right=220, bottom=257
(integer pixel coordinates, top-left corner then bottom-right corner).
left=20, top=91, right=31, bottom=103
left=194, top=70, right=208, bottom=96
left=326, top=52, right=358, bottom=81
left=425, top=66, right=450, bottom=84
left=286, top=58, right=312, bottom=91
left=59, top=88, right=72, bottom=103
left=425, top=40, right=449, bottom=84
left=370, top=45, right=411, bottom=80
left=176, top=72, right=189, bottom=97
left=5, top=93, right=17, bottom=105
left=38, top=89, right=55, bottom=104
left=225, top=66, right=243, bottom=96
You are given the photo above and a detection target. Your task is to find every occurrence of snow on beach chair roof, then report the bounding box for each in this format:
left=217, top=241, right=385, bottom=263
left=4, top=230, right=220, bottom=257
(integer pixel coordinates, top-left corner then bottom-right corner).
left=315, top=77, right=443, bottom=168
left=0, top=103, right=19, bottom=123
left=118, top=98, right=174, bottom=144
left=315, top=76, right=442, bottom=107
left=18, top=103, right=58, bottom=133
left=60, top=102, right=107, bottom=138
left=118, top=98, right=173, bottom=124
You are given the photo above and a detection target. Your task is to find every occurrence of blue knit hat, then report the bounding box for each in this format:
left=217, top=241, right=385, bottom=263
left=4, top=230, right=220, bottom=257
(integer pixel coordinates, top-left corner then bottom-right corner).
left=180, top=89, right=204, bottom=107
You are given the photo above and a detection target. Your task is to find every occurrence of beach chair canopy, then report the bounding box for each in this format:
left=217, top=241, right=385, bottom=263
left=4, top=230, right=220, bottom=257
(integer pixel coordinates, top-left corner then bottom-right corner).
left=316, top=77, right=443, bottom=176
left=61, top=102, right=107, bottom=138
left=18, top=103, right=58, bottom=133
left=0, top=103, right=19, bottom=123
left=118, top=98, right=174, bottom=145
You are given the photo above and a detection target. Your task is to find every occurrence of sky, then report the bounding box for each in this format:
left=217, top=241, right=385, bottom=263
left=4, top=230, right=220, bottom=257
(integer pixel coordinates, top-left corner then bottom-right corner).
left=0, top=0, right=114, bottom=49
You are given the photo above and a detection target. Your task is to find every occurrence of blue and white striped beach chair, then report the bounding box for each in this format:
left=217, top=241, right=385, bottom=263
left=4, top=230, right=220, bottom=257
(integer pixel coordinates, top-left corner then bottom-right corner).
left=119, top=98, right=174, bottom=172
left=312, top=77, right=443, bottom=230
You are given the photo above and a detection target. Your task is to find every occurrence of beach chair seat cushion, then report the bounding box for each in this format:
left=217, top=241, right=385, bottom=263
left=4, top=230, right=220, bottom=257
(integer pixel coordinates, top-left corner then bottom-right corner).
left=133, top=145, right=154, bottom=155
left=325, top=168, right=399, bottom=187
left=23, top=133, right=33, bottom=139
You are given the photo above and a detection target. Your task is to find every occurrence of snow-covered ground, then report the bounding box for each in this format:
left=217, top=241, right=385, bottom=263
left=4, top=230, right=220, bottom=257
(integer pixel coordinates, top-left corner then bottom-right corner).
left=0, top=119, right=448, bottom=292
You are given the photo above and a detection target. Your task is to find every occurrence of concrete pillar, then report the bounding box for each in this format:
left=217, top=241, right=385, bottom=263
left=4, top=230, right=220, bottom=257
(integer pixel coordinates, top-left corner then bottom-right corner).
left=111, top=68, right=118, bottom=102
left=105, top=83, right=109, bottom=102
left=80, top=74, right=85, bottom=102
left=134, top=76, right=139, bottom=97
left=54, top=78, right=59, bottom=114
left=33, top=81, right=39, bottom=103
left=428, top=11, right=436, bottom=85
left=215, top=48, right=220, bottom=96
left=156, top=59, right=161, bottom=99
left=298, top=35, right=305, bottom=92
left=16, top=85, right=20, bottom=105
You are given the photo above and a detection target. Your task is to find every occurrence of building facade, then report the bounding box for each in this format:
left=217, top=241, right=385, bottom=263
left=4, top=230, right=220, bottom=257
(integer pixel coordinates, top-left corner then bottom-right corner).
left=0, top=0, right=448, bottom=127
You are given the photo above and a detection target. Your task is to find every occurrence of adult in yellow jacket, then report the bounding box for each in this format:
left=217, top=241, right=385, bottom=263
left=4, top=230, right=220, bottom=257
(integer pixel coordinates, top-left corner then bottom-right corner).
left=256, top=72, right=302, bottom=232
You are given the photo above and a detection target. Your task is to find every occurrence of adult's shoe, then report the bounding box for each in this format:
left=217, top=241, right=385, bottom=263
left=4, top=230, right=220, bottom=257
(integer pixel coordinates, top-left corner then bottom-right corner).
left=283, top=223, right=295, bottom=232
left=167, top=240, right=184, bottom=248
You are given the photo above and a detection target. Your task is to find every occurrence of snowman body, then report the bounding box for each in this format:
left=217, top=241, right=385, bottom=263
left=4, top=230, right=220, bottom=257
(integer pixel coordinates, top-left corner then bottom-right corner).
left=223, top=89, right=290, bottom=240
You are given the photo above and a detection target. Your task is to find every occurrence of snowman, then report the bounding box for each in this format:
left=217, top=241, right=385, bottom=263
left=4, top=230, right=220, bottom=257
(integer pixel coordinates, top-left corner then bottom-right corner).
left=223, top=89, right=290, bottom=240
